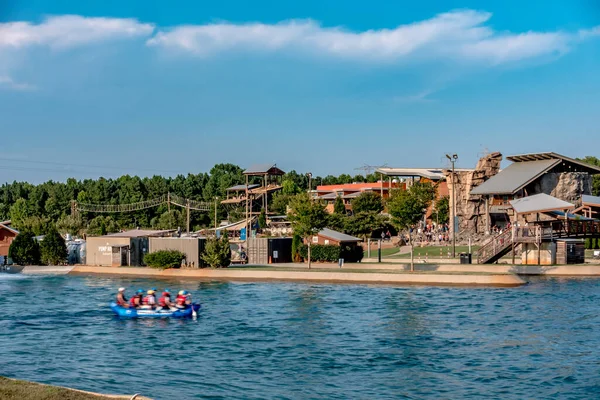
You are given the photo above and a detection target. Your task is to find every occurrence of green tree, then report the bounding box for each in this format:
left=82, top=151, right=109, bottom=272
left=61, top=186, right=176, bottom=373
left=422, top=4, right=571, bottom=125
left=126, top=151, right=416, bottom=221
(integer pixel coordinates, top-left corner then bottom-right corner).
left=333, top=196, right=346, bottom=214
left=154, top=210, right=185, bottom=230
left=345, top=212, right=385, bottom=241
left=282, top=179, right=301, bottom=195
left=87, top=216, right=120, bottom=236
left=287, top=193, right=328, bottom=268
left=433, top=195, right=450, bottom=224
left=8, top=231, right=41, bottom=265
left=9, top=198, right=33, bottom=230
left=17, top=216, right=53, bottom=236
left=291, top=234, right=302, bottom=262
left=202, top=234, right=231, bottom=268
left=580, top=156, right=600, bottom=196
left=351, top=192, right=384, bottom=214
left=387, top=183, right=436, bottom=230
left=387, top=182, right=436, bottom=271
left=326, top=212, right=347, bottom=232
left=258, top=209, right=267, bottom=229
left=56, top=214, right=84, bottom=236
left=40, top=227, right=67, bottom=265
left=270, top=193, right=293, bottom=215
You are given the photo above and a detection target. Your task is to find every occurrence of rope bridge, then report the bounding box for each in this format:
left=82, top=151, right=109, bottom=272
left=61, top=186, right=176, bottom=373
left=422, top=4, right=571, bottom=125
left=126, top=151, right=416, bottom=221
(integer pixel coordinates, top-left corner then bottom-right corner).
left=75, top=193, right=211, bottom=213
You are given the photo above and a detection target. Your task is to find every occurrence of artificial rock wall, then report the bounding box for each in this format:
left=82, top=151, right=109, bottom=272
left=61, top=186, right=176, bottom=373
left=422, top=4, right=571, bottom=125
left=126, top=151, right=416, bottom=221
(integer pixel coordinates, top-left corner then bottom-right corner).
left=531, top=172, right=592, bottom=202
left=446, top=152, right=502, bottom=238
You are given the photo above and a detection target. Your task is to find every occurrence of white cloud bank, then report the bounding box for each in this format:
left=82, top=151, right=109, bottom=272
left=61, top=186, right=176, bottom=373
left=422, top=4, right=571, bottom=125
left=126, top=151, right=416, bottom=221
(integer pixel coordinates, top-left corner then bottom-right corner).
left=0, top=15, right=154, bottom=49
left=147, top=10, right=598, bottom=65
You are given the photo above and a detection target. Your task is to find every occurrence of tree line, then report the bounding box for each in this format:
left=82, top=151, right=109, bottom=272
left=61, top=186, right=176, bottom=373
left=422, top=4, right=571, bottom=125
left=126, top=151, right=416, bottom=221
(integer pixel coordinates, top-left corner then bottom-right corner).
left=0, top=163, right=383, bottom=236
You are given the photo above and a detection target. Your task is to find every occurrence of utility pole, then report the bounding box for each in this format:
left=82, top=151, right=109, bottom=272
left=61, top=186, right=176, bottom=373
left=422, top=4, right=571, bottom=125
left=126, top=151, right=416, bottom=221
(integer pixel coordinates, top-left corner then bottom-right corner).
left=214, top=197, right=218, bottom=229
left=167, top=192, right=171, bottom=213
left=307, top=172, right=312, bottom=199
left=446, top=153, right=458, bottom=258
left=186, top=199, right=190, bottom=234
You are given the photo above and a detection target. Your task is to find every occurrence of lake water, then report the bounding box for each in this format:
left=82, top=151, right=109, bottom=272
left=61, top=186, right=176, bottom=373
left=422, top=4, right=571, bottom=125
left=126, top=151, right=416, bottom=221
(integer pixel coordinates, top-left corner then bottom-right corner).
left=1, top=274, right=599, bottom=399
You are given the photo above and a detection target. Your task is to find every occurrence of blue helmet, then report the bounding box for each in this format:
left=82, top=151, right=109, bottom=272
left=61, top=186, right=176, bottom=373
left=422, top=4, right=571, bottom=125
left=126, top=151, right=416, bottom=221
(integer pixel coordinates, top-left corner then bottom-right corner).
left=137, top=289, right=144, bottom=294
left=151, top=287, right=157, bottom=291
left=164, top=288, right=170, bottom=293
left=183, top=290, right=189, bottom=295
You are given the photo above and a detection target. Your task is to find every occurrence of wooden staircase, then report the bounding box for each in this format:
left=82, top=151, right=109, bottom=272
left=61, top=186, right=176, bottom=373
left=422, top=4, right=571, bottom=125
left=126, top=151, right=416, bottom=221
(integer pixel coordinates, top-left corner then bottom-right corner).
left=475, top=229, right=515, bottom=264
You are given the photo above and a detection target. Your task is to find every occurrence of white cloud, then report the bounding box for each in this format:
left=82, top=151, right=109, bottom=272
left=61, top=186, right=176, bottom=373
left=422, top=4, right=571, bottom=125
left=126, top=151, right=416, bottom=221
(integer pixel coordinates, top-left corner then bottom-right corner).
left=0, top=15, right=154, bottom=50
left=0, top=76, right=36, bottom=91
left=147, top=10, right=599, bottom=65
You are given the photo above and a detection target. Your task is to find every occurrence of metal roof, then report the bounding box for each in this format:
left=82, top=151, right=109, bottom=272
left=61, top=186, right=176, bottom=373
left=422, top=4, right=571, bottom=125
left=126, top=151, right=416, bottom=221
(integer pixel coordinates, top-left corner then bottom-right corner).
left=0, top=222, right=18, bottom=235
left=470, top=159, right=560, bottom=195
left=105, top=229, right=176, bottom=238
left=226, top=184, right=260, bottom=191
left=376, top=167, right=446, bottom=180
left=243, top=164, right=285, bottom=175
left=506, top=152, right=600, bottom=174
left=545, top=210, right=596, bottom=221
left=510, top=193, right=574, bottom=215
left=318, top=228, right=362, bottom=242
left=582, top=194, right=600, bottom=206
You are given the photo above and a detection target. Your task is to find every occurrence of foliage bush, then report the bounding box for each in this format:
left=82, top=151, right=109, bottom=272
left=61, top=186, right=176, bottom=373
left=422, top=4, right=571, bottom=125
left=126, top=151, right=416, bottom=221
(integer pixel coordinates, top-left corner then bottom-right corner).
left=291, top=234, right=302, bottom=262
left=585, top=238, right=599, bottom=250
left=297, top=244, right=364, bottom=263
left=8, top=231, right=41, bottom=265
left=144, top=250, right=186, bottom=269
left=202, top=235, right=231, bottom=268
left=40, top=228, right=67, bottom=266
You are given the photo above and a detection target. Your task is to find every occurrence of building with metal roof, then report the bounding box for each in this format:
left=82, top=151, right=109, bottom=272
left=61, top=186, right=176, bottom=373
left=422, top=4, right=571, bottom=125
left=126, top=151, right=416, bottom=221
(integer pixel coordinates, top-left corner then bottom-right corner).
left=0, top=220, right=18, bottom=263
left=313, top=228, right=362, bottom=245
left=467, top=152, right=599, bottom=234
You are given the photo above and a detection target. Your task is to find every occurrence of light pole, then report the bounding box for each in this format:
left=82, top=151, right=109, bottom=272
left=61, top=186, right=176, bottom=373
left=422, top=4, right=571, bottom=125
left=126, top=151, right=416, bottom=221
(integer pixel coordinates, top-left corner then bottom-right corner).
left=446, top=153, right=458, bottom=258
left=307, top=172, right=312, bottom=199
left=214, top=196, right=219, bottom=229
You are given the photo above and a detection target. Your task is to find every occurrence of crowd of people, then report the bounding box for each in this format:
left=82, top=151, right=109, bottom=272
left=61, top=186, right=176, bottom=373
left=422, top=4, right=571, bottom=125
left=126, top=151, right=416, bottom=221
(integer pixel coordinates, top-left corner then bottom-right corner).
left=115, top=288, right=192, bottom=310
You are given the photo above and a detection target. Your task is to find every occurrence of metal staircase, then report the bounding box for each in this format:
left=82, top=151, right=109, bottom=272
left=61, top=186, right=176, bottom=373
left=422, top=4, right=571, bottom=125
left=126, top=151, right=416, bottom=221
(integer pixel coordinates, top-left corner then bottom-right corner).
left=475, top=229, right=515, bottom=264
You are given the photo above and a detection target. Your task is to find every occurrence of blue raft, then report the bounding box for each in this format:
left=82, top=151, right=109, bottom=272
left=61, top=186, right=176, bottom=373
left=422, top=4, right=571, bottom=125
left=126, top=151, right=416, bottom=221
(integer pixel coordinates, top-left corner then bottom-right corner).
left=110, top=303, right=201, bottom=318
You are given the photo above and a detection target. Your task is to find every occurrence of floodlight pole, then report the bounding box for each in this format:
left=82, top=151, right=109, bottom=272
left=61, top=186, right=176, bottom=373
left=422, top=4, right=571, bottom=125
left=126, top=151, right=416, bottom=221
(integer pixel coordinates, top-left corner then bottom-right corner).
left=446, top=154, right=458, bottom=258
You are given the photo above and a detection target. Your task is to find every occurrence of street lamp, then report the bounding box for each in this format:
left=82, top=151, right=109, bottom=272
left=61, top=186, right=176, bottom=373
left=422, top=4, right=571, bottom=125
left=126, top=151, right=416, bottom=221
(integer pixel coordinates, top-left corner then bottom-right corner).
left=446, top=153, right=458, bottom=258
left=306, top=172, right=312, bottom=198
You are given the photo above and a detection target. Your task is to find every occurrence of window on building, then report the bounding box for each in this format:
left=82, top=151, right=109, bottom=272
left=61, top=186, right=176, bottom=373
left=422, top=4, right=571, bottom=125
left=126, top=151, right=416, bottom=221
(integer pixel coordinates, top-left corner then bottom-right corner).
left=324, top=239, right=329, bottom=245
left=312, top=236, right=318, bottom=243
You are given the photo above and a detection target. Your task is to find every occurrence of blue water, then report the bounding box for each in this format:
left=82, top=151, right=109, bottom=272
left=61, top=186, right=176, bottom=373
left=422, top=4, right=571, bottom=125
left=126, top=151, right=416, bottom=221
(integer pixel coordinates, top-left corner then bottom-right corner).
left=1, top=275, right=600, bottom=399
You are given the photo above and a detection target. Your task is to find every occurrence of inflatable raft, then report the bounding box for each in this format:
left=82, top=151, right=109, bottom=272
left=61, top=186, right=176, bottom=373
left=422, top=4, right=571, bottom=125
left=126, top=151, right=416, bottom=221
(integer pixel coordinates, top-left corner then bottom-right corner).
left=110, top=303, right=201, bottom=318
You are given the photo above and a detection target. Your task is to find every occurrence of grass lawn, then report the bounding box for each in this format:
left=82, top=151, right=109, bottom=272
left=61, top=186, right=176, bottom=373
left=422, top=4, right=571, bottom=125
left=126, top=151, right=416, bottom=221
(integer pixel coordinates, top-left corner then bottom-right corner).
left=363, top=247, right=401, bottom=258
left=0, top=377, right=143, bottom=400
left=392, top=245, right=480, bottom=259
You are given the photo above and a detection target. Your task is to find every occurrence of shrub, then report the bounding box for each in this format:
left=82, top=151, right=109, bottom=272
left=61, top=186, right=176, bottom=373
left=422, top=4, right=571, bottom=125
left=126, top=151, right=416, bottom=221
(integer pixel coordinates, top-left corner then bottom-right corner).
left=202, top=235, right=231, bottom=268
left=40, top=228, right=67, bottom=266
left=8, top=231, right=41, bottom=265
left=298, top=243, right=364, bottom=263
left=298, top=244, right=340, bottom=262
left=144, top=250, right=186, bottom=269
left=291, top=234, right=302, bottom=262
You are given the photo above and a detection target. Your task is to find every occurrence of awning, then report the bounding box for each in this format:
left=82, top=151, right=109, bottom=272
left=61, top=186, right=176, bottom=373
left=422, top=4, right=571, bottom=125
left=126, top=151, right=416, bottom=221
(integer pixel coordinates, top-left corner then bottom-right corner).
left=510, top=193, right=574, bottom=215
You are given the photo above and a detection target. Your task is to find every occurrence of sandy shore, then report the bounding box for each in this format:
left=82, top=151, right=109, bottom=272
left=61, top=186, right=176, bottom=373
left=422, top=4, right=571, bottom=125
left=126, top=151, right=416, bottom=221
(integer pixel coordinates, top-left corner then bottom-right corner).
left=70, top=266, right=525, bottom=287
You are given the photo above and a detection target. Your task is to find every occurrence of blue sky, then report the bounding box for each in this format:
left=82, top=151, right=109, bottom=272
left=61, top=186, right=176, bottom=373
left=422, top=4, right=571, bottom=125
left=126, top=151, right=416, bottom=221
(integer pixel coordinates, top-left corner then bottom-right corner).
left=1, top=0, right=599, bottom=183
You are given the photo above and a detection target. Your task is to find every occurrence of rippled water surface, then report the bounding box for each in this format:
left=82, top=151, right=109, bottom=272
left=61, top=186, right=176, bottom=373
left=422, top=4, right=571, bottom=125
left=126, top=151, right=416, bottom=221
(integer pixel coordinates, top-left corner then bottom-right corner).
left=1, top=274, right=600, bottom=399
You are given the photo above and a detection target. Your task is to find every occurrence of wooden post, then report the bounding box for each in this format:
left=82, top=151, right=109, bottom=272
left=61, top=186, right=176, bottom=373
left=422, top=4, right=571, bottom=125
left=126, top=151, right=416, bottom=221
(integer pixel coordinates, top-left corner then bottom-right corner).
left=167, top=192, right=171, bottom=213
left=245, top=174, right=249, bottom=239
left=186, top=200, right=190, bottom=234
left=485, top=196, right=490, bottom=235
left=380, top=173, right=384, bottom=197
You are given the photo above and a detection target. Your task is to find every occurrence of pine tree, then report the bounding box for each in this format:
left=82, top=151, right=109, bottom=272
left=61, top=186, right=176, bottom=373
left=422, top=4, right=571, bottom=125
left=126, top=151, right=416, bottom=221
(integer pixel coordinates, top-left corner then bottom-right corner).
left=8, top=230, right=41, bottom=265
left=40, top=227, right=68, bottom=266
left=333, top=196, right=346, bottom=214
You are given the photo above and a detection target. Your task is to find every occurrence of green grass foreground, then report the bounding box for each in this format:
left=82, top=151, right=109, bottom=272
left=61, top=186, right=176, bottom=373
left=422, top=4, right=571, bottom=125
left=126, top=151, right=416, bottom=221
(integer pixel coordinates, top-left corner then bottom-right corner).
left=0, top=377, right=143, bottom=400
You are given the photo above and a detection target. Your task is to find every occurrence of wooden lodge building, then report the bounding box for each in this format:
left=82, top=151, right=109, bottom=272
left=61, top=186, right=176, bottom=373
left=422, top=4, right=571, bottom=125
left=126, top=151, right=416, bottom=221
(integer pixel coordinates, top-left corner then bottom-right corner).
left=470, top=152, right=600, bottom=233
